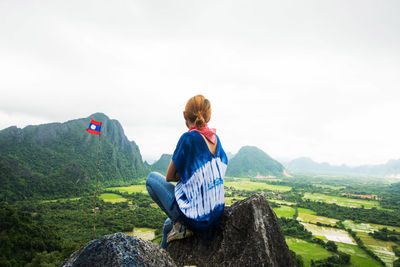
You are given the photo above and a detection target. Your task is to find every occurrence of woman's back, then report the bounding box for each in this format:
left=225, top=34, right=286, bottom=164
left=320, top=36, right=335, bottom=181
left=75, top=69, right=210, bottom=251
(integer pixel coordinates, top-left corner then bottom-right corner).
left=173, top=131, right=227, bottom=225
left=201, top=133, right=217, bottom=156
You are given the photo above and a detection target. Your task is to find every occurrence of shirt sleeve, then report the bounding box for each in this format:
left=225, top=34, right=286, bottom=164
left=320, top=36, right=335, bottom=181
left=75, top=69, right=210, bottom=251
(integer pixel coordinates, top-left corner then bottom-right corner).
left=172, top=133, right=193, bottom=183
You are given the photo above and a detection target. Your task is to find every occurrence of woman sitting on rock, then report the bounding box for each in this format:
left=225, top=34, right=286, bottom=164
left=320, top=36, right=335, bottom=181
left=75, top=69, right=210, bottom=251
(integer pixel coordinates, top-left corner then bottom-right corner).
left=146, top=94, right=228, bottom=249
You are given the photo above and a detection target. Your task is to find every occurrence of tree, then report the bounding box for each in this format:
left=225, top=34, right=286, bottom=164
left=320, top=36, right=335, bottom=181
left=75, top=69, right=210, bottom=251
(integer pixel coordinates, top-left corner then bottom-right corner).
left=325, top=241, right=338, bottom=252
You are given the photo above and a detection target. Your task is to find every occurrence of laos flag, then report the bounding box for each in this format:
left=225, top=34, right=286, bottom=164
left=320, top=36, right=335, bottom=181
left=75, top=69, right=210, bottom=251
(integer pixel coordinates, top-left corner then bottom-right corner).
left=86, top=119, right=102, bottom=135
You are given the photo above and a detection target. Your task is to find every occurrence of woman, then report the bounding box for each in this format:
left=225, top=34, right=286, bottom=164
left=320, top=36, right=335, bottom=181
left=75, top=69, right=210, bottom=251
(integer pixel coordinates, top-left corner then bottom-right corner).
left=146, top=95, right=228, bottom=249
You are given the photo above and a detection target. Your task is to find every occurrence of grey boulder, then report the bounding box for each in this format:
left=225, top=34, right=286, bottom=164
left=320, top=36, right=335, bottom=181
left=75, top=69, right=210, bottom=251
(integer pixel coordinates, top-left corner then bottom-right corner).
left=61, top=232, right=176, bottom=267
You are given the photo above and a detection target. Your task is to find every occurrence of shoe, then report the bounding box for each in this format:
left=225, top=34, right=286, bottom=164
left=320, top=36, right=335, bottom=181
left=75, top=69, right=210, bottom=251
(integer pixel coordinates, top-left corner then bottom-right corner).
left=167, top=223, right=193, bottom=243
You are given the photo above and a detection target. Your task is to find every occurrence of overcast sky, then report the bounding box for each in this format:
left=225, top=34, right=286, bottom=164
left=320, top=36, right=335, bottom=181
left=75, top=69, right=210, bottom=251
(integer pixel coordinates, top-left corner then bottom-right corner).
left=1, top=0, right=399, bottom=166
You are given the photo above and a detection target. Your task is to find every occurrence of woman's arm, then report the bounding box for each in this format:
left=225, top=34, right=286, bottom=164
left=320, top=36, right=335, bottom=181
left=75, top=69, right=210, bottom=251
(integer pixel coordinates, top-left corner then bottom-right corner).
left=166, top=160, right=180, bottom=182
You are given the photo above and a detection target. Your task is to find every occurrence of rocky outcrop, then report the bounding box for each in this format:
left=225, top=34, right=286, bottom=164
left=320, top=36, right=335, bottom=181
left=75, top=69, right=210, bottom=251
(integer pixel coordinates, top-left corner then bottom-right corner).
left=62, top=194, right=294, bottom=267
left=167, top=194, right=295, bottom=267
left=61, top=233, right=176, bottom=267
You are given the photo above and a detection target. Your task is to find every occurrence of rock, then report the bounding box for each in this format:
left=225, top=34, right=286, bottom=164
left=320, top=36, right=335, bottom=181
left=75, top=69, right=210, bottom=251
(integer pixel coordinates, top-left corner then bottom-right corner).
left=61, top=232, right=176, bottom=267
left=167, top=194, right=295, bottom=267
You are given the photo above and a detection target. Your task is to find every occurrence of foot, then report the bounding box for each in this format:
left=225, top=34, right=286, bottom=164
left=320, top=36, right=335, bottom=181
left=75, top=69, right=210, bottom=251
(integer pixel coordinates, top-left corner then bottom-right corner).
left=167, top=222, right=193, bottom=243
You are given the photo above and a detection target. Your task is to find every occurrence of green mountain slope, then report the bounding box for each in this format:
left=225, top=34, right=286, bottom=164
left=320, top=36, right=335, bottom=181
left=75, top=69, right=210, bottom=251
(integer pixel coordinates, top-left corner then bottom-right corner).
left=151, top=154, right=172, bottom=175
left=0, top=154, right=97, bottom=202
left=226, top=146, right=286, bottom=178
left=0, top=113, right=149, bottom=201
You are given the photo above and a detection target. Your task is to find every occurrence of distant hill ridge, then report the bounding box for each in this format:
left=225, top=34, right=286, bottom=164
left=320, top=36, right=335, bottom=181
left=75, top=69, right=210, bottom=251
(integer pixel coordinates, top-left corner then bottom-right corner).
left=226, top=146, right=288, bottom=178
left=285, top=157, right=400, bottom=177
left=0, top=113, right=149, bottom=202
left=151, top=154, right=172, bottom=175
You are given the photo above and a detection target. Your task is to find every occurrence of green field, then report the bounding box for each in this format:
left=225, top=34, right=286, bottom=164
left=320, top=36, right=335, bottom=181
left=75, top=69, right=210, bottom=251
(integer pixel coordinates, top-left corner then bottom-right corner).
left=268, top=199, right=296, bottom=206
left=40, top=197, right=81, bottom=203
left=106, top=185, right=148, bottom=194
left=285, top=237, right=333, bottom=267
left=224, top=179, right=291, bottom=192
left=253, top=178, right=283, bottom=182
left=303, top=193, right=381, bottom=209
left=297, top=208, right=316, bottom=215
left=312, top=184, right=346, bottom=190
left=125, top=227, right=155, bottom=241
left=225, top=196, right=245, bottom=205
left=301, top=223, right=355, bottom=245
left=297, top=213, right=338, bottom=226
left=273, top=205, right=296, bottom=218
left=99, top=193, right=128, bottom=203
left=357, top=231, right=398, bottom=266
left=225, top=196, right=293, bottom=206
left=337, top=242, right=381, bottom=267
left=108, top=179, right=292, bottom=195
left=343, top=220, right=400, bottom=233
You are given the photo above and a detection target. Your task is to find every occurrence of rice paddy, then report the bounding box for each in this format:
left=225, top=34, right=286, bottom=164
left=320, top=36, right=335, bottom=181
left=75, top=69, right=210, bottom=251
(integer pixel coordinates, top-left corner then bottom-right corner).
left=40, top=197, right=81, bottom=203
left=125, top=227, right=156, bottom=241
left=297, top=208, right=316, bottom=215
left=106, top=184, right=148, bottom=194
left=225, top=196, right=245, bottom=205
left=341, top=219, right=400, bottom=265
left=357, top=231, right=398, bottom=266
left=285, top=237, right=334, bottom=267
left=99, top=193, right=128, bottom=203
left=301, top=223, right=356, bottom=245
left=297, top=213, right=338, bottom=226
left=342, top=220, right=400, bottom=233
left=224, top=179, right=291, bottom=192
left=303, top=193, right=381, bottom=209
left=268, top=199, right=296, bottom=206
left=273, top=205, right=296, bottom=218
left=312, top=184, right=346, bottom=190
left=287, top=231, right=385, bottom=267
left=337, top=242, right=381, bottom=267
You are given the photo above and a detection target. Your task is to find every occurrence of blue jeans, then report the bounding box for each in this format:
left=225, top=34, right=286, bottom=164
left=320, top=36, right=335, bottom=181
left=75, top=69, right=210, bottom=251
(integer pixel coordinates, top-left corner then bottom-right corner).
left=146, top=172, right=182, bottom=249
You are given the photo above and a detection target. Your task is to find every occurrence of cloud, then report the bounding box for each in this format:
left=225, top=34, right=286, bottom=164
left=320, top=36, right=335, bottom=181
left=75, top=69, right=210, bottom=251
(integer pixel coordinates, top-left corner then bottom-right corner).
left=1, top=0, right=399, bottom=165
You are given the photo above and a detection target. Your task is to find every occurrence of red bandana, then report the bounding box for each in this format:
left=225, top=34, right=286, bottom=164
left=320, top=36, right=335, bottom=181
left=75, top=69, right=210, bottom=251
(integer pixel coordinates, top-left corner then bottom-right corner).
left=188, top=123, right=217, bottom=144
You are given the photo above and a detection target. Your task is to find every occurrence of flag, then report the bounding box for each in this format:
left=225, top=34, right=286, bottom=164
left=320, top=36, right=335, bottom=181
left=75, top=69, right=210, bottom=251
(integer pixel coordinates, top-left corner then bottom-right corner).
left=86, top=119, right=102, bottom=135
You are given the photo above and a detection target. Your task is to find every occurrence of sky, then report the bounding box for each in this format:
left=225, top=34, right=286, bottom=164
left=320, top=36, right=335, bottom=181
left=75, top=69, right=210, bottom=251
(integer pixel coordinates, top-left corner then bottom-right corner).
left=1, top=0, right=399, bottom=166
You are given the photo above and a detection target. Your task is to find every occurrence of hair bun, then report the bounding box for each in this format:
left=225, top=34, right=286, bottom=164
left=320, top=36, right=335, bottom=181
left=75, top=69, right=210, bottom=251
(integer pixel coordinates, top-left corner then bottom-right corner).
left=184, top=95, right=211, bottom=129
left=194, top=112, right=205, bottom=129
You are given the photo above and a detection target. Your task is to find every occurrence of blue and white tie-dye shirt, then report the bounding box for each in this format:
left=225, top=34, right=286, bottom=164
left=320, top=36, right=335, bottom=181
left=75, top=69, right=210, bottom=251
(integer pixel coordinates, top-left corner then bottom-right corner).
left=172, top=131, right=228, bottom=222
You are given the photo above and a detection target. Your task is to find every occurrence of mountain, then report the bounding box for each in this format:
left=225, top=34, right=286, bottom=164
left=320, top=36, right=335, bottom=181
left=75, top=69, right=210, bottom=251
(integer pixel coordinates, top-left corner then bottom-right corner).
left=226, top=146, right=287, bottom=178
left=285, top=157, right=400, bottom=177
left=150, top=154, right=172, bottom=175
left=0, top=113, right=149, bottom=201
left=284, top=157, right=347, bottom=174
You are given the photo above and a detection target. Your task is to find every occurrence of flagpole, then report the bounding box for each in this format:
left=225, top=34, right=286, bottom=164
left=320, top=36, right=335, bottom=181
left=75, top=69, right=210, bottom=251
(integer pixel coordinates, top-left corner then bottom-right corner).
left=93, top=133, right=101, bottom=240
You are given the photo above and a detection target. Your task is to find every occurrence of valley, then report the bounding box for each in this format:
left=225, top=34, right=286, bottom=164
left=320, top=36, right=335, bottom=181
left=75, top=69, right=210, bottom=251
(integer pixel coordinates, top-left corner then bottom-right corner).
left=1, top=115, right=399, bottom=266
left=2, top=173, right=400, bottom=266
left=25, top=175, right=400, bottom=266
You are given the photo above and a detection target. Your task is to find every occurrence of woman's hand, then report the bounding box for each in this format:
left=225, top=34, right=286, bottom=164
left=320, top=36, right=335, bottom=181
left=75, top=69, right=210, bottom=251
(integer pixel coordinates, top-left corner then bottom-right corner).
left=166, top=160, right=180, bottom=182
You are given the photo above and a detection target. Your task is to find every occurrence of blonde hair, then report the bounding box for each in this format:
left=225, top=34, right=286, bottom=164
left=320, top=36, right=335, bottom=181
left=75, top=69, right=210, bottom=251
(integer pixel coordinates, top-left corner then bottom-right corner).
left=184, top=95, right=211, bottom=129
